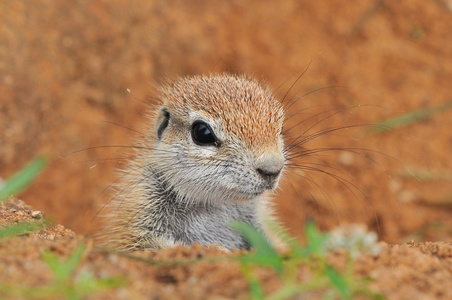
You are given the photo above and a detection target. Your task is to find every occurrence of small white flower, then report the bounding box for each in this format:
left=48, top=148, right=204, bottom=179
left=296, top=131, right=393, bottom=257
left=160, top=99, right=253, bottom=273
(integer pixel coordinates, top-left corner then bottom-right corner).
left=324, top=224, right=380, bottom=257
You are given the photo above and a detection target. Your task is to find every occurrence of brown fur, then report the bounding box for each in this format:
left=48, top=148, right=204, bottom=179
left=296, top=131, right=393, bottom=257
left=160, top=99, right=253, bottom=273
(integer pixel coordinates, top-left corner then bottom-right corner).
left=101, top=74, right=285, bottom=251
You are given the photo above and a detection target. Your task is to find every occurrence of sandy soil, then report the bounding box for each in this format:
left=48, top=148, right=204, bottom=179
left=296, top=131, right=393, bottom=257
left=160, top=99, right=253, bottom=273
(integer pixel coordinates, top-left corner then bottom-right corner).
left=1, top=0, right=452, bottom=299
left=1, top=199, right=451, bottom=299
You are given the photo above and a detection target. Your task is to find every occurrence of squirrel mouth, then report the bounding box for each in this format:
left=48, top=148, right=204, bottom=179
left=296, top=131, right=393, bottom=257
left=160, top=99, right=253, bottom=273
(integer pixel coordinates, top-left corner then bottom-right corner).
left=264, top=180, right=278, bottom=190
left=233, top=184, right=273, bottom=200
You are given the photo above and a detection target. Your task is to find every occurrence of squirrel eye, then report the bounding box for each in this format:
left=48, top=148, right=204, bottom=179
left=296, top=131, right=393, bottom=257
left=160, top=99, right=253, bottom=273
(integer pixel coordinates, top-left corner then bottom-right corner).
left=191, top=121, right=220, bottom=146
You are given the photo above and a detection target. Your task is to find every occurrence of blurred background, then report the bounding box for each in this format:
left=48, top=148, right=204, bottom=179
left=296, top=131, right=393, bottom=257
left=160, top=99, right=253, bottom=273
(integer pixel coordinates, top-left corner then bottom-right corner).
left=1, top=0, right=451, bottom=243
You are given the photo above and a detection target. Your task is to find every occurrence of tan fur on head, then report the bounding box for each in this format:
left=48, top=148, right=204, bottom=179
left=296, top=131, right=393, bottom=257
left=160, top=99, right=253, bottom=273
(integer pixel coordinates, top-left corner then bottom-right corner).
left=160, top=74, right=284, bottom=150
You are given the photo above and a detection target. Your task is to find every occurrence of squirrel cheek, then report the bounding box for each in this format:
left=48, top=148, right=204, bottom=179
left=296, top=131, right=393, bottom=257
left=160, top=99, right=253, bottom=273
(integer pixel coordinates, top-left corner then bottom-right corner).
left=188, top=145, right=219, bottom=159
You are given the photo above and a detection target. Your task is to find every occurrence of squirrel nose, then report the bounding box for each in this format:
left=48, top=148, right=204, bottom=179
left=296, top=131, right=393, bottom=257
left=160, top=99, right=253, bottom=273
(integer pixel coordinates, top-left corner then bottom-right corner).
left=256, top=153, right=284, bottom=188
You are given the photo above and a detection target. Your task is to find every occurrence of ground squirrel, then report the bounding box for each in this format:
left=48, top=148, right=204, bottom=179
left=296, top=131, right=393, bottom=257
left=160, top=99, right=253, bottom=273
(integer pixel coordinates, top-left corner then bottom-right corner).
left=103, top=74, right=286, bottom=251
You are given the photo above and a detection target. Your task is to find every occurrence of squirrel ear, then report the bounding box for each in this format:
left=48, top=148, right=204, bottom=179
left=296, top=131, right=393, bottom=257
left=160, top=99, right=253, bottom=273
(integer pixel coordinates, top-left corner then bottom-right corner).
left=156, top=108, right=170, bottom=140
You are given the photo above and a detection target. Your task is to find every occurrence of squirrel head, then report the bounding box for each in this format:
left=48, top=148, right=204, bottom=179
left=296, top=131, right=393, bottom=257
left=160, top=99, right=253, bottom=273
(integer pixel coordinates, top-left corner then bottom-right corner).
left=148, top=74, right=285, bottom=204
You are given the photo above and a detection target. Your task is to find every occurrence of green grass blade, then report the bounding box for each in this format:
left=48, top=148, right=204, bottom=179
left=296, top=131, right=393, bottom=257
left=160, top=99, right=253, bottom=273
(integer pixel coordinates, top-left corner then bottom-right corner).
left=240, top=263, right=265, bottom=300
left=240, top=254, right=282, bottom=271
left=0, top=221, right=48, bottom=239
left=249, top=277, right=265, bottom=300
left=76, top=272, right=127, bottom=294
left=325, top=265, right=351, bottom=299
left=372, top=101, right=452, bottom=133
left=231, top=221, right=283, bottom=274
left=230, top=221, right=277, bottom=257
left=267, top=283, right=303, bottom=300
left=64, top=244, right=87, bottom=275
left=305, top=222, right=327, bottom=255
left=41, top=250, right=68, bottom=281
left=263, top=218, right=305, bottom=256
left=41, top=244, right=86, bottom=282
left=0, top=155, right=49, bottom=201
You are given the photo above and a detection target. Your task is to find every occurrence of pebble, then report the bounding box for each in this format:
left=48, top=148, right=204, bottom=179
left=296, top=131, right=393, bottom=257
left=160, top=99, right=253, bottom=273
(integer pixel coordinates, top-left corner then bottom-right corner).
left=31, top=210, right=42, bottom=219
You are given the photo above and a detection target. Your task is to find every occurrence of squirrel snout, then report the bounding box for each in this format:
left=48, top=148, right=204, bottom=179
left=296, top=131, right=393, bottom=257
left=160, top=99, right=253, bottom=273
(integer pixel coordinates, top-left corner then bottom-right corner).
left=256, top=154, right=285, bottom=188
